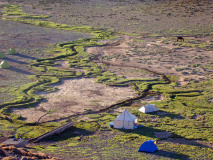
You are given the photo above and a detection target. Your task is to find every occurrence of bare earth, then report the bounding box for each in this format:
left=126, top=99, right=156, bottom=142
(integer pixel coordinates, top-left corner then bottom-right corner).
left=0, top=1, right=213, bottom=159
left=87, top=35, right=213, bottom=84
left=4, top=27, right=211, bottom=124
left=0, top=0, right=212, bottom=124
left=13, top=78, right=137, bottom=122
left=12, top=34, right=213, bottom=122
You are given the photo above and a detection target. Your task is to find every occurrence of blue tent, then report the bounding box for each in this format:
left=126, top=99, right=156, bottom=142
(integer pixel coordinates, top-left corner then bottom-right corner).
left=138, top=140, right=158, bottom=153
left=109, top=122, right=113, bottom=128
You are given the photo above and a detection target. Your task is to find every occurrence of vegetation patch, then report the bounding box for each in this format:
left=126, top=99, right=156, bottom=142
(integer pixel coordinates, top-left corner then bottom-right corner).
left=0, top=2, right=212, bottom=159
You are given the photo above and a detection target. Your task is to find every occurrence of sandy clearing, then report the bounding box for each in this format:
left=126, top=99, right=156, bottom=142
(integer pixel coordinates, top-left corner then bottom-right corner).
left=88, top=35, right=213, bottom=83
left=10, top=35, right=213, bottom=123
left=12, top=78, right=137, bottom=122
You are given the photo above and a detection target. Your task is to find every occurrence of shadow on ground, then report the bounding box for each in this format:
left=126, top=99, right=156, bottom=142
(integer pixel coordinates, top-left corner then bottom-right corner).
left=39, top=126, right=94, bottom=142
left=6, top=57, right=28, bottom=64
left=149, top=110, right=185, bottom=119
left=6, top=66, right=34, bottom=75
left=118, top=125, right=211, bottom=158
left=150, top=150, right=190, bottom=160
left=13, top=53, right=37, bottom=60
left=161, top=138, right=213, bottom=149
left=118, top=125, right=165, bottom=138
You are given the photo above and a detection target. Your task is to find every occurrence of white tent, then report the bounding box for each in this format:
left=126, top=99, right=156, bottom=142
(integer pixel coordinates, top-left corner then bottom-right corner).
left=113, top=109, right=138, bottom=129
left=7, top=47, right=16, bottom=55
left=139, top=104, right=159, bottom=113
left=0, top=60, right=10, bottom=69
left=0, top=52, right=6, bottom=58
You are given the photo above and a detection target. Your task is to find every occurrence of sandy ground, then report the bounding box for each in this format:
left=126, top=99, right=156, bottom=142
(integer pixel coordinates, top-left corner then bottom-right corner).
left=87, top=35, right=213, bottom=84
left=1, top=0, right=212, bottom=123
left=13, top=78, right=137, bottom=122
left=11, top=34, right=213, bottom=123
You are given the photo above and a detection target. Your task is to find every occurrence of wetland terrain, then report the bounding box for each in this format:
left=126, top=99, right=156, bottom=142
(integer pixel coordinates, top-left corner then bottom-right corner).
left=0, top=0, right=213, bottom=159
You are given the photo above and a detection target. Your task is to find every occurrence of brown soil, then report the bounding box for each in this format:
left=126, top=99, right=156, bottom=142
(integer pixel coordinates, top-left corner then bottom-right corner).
left=11, top=33, right=213, bottom=123
left=87, top=35, right=212, bottom=83
left=12, top=78, right=137, bottom=122
left=0, top=0, right=212, bottom=123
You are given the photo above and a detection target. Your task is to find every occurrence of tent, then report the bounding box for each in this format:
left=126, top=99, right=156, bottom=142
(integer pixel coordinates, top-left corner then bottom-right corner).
left=139, top=104, right=159, bottom=113
left=138, top=140, right=158, bottom=153
left=0, top=52, right=6, bottom=58
left=113, top=109, right=138, bottom=129
left=7, top=47, right=16, bottom=55
left=0, top=60, right=10, bottom=69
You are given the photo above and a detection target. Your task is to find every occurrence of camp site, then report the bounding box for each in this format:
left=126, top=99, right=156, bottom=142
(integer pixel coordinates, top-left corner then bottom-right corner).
left=0, top=0, right=212, bottom=159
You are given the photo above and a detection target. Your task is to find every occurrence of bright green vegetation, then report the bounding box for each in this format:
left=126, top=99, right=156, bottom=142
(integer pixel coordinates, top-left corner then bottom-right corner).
left=35, top=112, right=213, bottom=159
left=0, top=4, right=212, bottom=160
left=151, top=80, right=213, bottom=142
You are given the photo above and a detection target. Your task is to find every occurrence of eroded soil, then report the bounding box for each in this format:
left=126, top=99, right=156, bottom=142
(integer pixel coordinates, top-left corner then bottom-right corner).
left=12, top=34, right=213, bottom=123
left=13, top=78, right=137, bottom=122
left=87, top=35, right=213, bottom=84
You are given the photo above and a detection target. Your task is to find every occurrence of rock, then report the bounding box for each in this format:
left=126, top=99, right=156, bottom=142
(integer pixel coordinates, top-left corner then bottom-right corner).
left=0, top=144, right=10, bottom=148
left=1, top=146, right=16, bottom=151
left=11, top=147, right=22, bottom=155
left=18, top=148, right=29, bottom=156
left=0, top=145, right=60, bottom=160
left=20, top=156, right=37, bottom=160
left=2, top=157, right=17, bottom=160
left=0, top=148, right=7, bottom=157
left=32, top=152, right=49, bottom=159
left=47, top=158, right=63, bottom=160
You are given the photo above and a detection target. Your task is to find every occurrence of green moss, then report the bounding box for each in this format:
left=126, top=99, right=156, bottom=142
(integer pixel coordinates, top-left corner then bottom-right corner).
left=67, top=142, right=79, bottom=147
left=75, top=121, right=99, bottom=132
left=87, top=114, right=102, bottom=119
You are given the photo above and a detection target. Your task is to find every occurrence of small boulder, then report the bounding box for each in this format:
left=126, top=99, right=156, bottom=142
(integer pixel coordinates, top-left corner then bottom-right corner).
left=32, top=152, right=49, bottom=159
left=0, top=148, right=7, bottom=157
left=20, top=156, right=36, bottom=160
left=2, top=157, right=17, bottom=160
left=0, top=60, right=10, bottom=69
